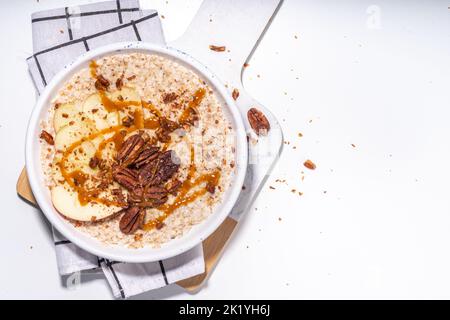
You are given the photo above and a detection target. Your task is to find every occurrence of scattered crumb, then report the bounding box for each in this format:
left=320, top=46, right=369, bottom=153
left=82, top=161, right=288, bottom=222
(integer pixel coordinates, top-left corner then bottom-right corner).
left=59, top=29, right=64, bottom=34
left=161, top=15, right=165, bottom=19
left=294, top=35, right=298, bottom=39
left=269, top=186, right=276, bottom=190
left=298, top=192, right=303, bottom=196
left=351, top=143, right=356, bottom=148
left=291, top=189, right=296, bottom=193
left=309, top=119, right=313, bottom=123
left=243, top=63, right=249, bottom=68
left=298, top=132, right=303, bottom=138
left=278, top=217, right=282, bottom=221
left=232, top=88, right=239, bottom=100
left=303, top=159, right=316, bottom=170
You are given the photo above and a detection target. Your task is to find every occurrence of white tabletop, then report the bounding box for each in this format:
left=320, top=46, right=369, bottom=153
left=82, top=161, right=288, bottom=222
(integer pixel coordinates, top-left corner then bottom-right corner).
left=2, top=0, right=450, bottom=299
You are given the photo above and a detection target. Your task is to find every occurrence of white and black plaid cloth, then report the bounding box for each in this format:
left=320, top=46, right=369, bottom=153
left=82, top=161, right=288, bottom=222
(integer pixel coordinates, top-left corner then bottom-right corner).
left=27, top=0, right=205, bottom=299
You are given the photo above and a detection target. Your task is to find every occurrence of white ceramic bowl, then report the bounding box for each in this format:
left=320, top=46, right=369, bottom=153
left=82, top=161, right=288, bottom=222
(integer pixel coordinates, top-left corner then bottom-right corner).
left=25, top=42, right=248, bottom=263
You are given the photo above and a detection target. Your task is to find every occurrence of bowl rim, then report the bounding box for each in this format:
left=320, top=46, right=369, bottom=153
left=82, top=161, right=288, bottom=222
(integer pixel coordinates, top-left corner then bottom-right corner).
left=25, top=42, right=248, bottom=263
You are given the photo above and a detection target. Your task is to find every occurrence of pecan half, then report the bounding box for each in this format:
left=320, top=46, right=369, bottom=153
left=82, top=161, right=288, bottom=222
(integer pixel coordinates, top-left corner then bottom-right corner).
left=112, top=166, right=139, bottom=190
left=153, top=151, right=180, bottom=185
left=166, top=179, right=182, bottom=196
left=117, top=134, right=144, bottom=165
left=119, top=207, right=145, bottom=234
left=144, top=186, right=168, bottom=200
left=138, top=160, right=158, bottom=186
left=40, top=130, right=54, bottom=145
left=303, top=159, right=316, bottom=170
left=133, top=146, right=160, bottom=168
left=138, top=151, right=180, bottom=186
left=247, top=107, right=270, bottom=136
left=95, top=75, right=110, bottom=91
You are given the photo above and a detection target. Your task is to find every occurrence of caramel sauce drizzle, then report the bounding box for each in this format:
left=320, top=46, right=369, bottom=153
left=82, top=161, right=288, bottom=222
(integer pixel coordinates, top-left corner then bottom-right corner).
left=179, top=88, right=205, bottom=124
left=143, top=146, right=221, bottom=230
left=98, top=90, right=141, bottom=112
left=89, top=61, right=98, bottom=78
left=142, top=100, right=161, bottom=117
left=58, top=60, right=219, bottom=230
left=58, top=126, right=127, bottom=206
left=89, top=61, right=141, bottom=113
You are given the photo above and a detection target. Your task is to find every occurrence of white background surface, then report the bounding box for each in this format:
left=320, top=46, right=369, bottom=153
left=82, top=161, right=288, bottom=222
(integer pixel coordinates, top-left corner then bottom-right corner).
left=2, top=0, right=450, bottom=299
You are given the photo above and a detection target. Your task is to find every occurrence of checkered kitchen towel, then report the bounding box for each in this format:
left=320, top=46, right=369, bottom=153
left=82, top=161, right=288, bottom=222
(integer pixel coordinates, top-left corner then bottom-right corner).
left=27, top=0, right=205, bottom=299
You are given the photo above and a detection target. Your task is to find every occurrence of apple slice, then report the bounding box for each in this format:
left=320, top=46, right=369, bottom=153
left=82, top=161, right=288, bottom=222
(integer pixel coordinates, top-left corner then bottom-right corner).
left=53, top=103, right=83, bottom=132
left=108, top=87, right=143, bottom=123
left=51, top=185, right=121, bottom=222
left=82, top=94, right=120, bottom=130
left=64, top=141, right=97, bottom=174
left=54, top=118, right=97, bottom=151
left=51, top=153, right=64, bottom=184
left=108, top=87, right=141, bottom=103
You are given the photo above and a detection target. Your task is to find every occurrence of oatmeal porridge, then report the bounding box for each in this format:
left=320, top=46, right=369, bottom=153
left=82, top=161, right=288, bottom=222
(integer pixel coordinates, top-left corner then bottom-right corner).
left=38, top=52, right=235, bottom=248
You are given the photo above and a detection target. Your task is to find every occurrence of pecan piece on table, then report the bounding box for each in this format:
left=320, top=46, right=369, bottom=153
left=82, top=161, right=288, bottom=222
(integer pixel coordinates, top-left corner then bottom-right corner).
left=112, top=166, right=139, bottom=190
left=247, top=107, right=271, bottom=136
left=95, top=75, right=110, bottom=91
left=303, top=159, right=316, bottom=170
left=209, top=45, right=226, bottom=52
left=39, top=130, right=54, bottom=145
left=232, top=88, right=239, bottom=101
left=116, top=134, right=144, bottom=165
left=119, top=207, right=145, bottom=234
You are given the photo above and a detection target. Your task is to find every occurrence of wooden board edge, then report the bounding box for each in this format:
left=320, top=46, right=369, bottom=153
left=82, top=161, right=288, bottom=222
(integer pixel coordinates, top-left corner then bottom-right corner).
left=17, top=167, right=36, bottom=205
left=176, top=217, right=237, bottom=292
left=16, top=167, right=239, bottom=292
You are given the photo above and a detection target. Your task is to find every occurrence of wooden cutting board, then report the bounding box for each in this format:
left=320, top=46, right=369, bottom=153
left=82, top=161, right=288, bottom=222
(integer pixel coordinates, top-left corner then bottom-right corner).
left=17, top=0, right=283, bottom=293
